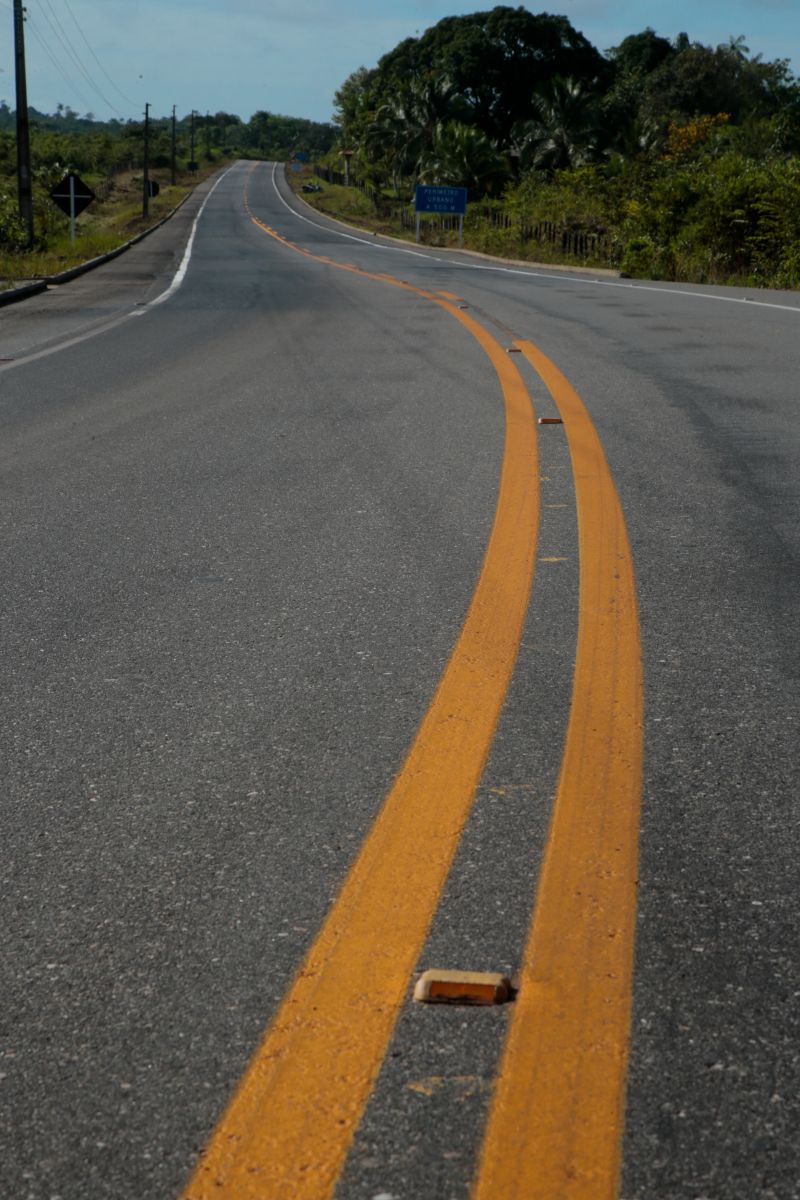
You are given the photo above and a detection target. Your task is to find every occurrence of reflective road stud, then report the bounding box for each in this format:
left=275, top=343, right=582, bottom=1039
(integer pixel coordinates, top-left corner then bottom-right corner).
left=413, top=970, right=514, bottom=1005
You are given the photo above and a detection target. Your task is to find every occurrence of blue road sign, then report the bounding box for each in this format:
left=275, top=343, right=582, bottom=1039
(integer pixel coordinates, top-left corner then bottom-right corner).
left=415, top=185, right=468, bottom=215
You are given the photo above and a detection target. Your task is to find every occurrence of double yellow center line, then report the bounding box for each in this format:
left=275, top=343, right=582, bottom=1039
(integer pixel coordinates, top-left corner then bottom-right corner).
left=474, top=343, right=643, bottom=1199
left=182, top=174, right=642, bottom=1199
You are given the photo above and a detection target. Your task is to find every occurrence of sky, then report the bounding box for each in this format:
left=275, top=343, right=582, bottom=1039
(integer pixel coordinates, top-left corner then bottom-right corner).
left=1, top=0, right=798, bottom=125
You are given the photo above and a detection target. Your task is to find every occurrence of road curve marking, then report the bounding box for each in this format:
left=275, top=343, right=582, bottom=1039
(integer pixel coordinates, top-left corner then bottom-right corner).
left=473, top=340, right=644, bottom=1200
left=180, top=191, right=540, bottom=1199
left=270, top=162, right=800, bottom=314
left=146, top=165, right=236, bottom=309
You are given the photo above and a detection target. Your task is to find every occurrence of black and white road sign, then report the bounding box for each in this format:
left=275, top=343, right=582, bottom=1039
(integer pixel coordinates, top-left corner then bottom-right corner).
left=50, top=173, right=95, bottom=218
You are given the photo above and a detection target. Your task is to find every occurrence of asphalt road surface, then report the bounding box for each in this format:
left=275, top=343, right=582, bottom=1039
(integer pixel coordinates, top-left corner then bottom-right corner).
left=1, top=161, right=797, bottom=1200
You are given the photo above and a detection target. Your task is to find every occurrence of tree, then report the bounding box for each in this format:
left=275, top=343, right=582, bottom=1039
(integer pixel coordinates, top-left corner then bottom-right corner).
left=608, top=29, right=674, bottom=77
left=333, top=66, right=377, bottom=149
left=243, top=111, right=336, bottom=158
left=365, top=74, right=463, bottom=188
left=640, top=37, right=799, bottom=126
left=420, top=120, right=509, bottom=195
left=372, top=7, right=609, bottom=148
left=514, top=77, right=605, bottom=173
left=365, top=105, right=415, bottom=193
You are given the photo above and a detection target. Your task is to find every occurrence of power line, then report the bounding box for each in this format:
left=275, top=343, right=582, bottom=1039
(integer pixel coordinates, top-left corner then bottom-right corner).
left=37, top=0, right=126, bottom=117
left=26, top=17, right=93, bottom=113
left=4, top=0, right=143, bottom=128
left=25, top=10, right=96, bottom=113
left=39, top=0, right=127, bottom=116
left=61, top=0, right=139, bottom=110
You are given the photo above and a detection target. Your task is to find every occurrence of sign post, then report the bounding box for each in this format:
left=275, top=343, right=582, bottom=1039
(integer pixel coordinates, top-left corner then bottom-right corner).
left=414, top=185, right=468, bottom=247
left=69, top=174, right=76, bottom=243
left=50, top=173, right=95, bottom=242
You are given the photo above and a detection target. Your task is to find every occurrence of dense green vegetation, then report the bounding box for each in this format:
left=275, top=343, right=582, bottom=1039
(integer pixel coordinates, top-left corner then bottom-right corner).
left=0, top=106, right=336, bottom=254
left=329, top=7, right=800, bottom=285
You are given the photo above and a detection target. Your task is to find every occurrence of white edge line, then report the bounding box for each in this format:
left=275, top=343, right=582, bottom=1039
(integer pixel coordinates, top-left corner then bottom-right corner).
left=268, top=163, right=800, bottom=316
left=1, top=167, right=238, bottom=374
left=1, top=309, right=139, bottom=373
left=268, top=162, right=444, bottom=264
left=137, top=164, right=236, bottom=312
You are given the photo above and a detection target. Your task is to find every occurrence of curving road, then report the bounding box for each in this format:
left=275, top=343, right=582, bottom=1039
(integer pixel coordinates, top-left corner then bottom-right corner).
left=1, top=161, right=797, bottom=1200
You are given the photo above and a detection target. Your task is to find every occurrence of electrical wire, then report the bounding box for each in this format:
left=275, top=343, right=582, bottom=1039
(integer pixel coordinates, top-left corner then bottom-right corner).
left=61, top=0, right=139, bottom=110
left=25, top=9, right=97, bottom=114
left=36, top=0, right=128, bottom=118
left=6, top=2, right=141, bottom=126
left=39, top=0, right=129, bottom=116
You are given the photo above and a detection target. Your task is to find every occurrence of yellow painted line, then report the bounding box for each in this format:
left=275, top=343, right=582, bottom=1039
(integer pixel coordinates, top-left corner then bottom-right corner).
left=181, top=190, right=540, bottom=1200
left=473, top=340, right=643, bottom=1200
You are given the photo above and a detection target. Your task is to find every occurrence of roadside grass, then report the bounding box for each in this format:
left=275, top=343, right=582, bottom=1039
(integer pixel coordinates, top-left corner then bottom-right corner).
left=460, top=220, right=613, bottom=269
left=286, top=167, right=407, bottom=239
left=0, top=161, right=229, bottom=288
left=286, top=165, right=614, bottom=270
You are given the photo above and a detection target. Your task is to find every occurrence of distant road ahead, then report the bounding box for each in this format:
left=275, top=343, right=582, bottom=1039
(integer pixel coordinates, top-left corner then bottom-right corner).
left=1, top=161, right=797, bottom=1200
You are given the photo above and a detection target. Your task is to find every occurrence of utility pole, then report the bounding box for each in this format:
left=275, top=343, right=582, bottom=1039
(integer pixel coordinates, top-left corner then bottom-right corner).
left=13, top=0, right=34, bottom=248
left=142, top=101, right=150, bottom=219
left=190, top=110, right=196, bottom=172
left=205, top=110, right=210, bottom=159
left=171, top=104, right=176, bottom=185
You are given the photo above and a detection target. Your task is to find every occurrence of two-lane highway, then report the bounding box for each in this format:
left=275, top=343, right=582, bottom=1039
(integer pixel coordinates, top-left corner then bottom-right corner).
left=1, top=160, right=797, bottom=1200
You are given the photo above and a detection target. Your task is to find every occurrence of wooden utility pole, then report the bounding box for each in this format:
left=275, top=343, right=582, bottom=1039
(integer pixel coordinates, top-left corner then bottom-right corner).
left=142, top=102, right=150, bottom=218
left=205, top=110, right=210, bottom=159
left=13, top=0, right=34, bottom=247
left=171, top=105, right=176, bottom=185
left=190, top=110, right=196, bottom=171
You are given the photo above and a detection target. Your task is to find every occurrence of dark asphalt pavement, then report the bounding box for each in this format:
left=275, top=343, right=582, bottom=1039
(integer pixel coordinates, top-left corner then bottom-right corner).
left=1, top=161, right=797, bottom=1200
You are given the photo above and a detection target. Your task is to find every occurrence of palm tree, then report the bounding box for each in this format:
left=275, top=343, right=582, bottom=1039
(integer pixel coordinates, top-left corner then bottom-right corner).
left=365, top=107, right=414, bottom=194
left=606, top=114, right=663, bottom=163
left=365, top=74, right=462, bottom=191
left=420, top=120, right=510, bottom=196
left=513, top=77, right=604, bottom=173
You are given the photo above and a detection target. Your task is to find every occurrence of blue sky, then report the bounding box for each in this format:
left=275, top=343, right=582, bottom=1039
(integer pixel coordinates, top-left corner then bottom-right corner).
left=1, top=1, right=797, bottom=124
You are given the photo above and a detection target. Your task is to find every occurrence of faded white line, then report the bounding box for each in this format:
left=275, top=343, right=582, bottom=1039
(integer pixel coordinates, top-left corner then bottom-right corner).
left=142, top=165, right=236, bottom=311
left=0, top=309, right=138, bottom=373
left=269, top=162, right=445, bottom=263
left=0, top=168, right=236, bottom=375
left=268, top=163, right=800, bottom=316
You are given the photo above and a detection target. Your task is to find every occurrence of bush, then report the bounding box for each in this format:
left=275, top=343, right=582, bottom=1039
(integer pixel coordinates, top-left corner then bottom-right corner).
left=620, top=237, right=657, bottom=277
left=0, top=191, right=28, bottom=251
